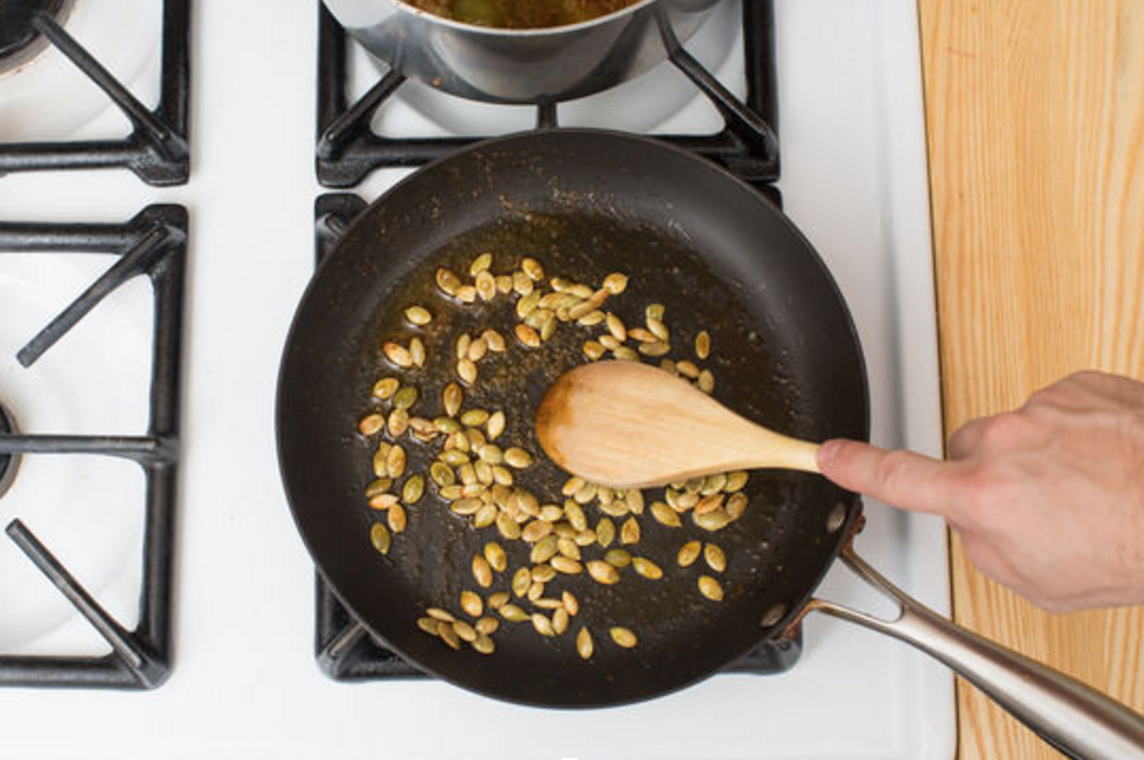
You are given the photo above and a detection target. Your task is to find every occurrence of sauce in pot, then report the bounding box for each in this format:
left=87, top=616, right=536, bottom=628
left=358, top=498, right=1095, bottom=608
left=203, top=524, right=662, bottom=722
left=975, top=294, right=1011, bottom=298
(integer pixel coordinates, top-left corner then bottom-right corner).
left=400, top=0, right=642, bottom=28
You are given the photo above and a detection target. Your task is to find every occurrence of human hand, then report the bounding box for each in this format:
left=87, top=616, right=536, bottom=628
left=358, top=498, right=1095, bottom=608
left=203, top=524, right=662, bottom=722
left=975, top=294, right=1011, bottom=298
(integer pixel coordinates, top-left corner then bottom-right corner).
left=817, top=370, right=1144, bottom=612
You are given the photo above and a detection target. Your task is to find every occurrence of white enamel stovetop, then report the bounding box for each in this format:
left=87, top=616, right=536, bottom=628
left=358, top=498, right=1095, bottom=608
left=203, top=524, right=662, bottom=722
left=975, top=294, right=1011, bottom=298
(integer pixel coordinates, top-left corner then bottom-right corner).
left=0, top=1, right=953, bottom=758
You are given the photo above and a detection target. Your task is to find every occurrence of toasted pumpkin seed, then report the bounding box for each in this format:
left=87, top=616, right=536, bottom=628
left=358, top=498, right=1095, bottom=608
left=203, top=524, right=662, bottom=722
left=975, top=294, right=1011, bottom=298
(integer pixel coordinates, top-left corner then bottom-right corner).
left=521, top=257, right=545, bottom=281
left=646, top=303, right=665, bottom=321
left=627, top=327, right=657, bottom=343
left=562, top=591, right=580, bottom=617
left=531, top=613, right=555, bottom=637
left=393, top=386, right=418, bottom=411
left=577, top=310, right=605, bottom=327
left=602, top=273, right=628, bottom=295
left=620, top=516, right=641, bottom=545
left=473, top=503, right=498, bottom=529
left=387, top=503, right=407, bottom=533
left=530, top=535, right=559, bottom=564
left=370, top=523, right=391, bottom=555
left=403, top=305, right=431, bottom=326
left=573, top=482, right=597, bottom=504
left=430, top=462, right=455, bottom=488
left=358, top=413, right=385, bottom=436
left=511, top=568, right=532, bottom=597
left=632, top=556, right=663, bottom=580
left=373, top=377, right=399, bottom=400
left=365, top=478, right=393, bottom=499
left=582, top=340, right=606, bottom=361
left=417, top=616, right=440, bottom=635
left=472, top=555, right=493, bottom=588
left=610, top=626, right=637, bottom=648
left=427, top=607, right=455, bottom=622
left=678, top=540, right=702, bottom=567
left=387, top=408, right=410, bottom=438
left=451, top=498, right=482, bottom=516
left=676, top=360, right=700, bottom=379
left=457, top=358, right=478, bottom=385
left=695, top=493, right=725, bottom=516
left=534, top=597, right=563, bottom=610
left=598, top=334, right=621, bottom=351
left=472, top=634, right=495, bottom=655
left=383, top=342, right=413, bottom=367
left=564, top=500, right=587, bottom=532
left=499, top=604, right=528, bottom=622
left=698, top=575, right=725, bottom=601
left=479, top=542, right=505, bottom=574
left=486, top=592, right=509, bottom=611
left=646, top=317, right=669, bottom=342
left=695, top=330, right=711, bottom=359
left=587, top=560, right=621, bottom=584
left=455, top=286, right=477, bottom=302
left=725, top=471, right=749, bottom=492
left=504, top=447, right=533, bottom=468
left=460, top=590, right=484, bottom=617
left=650, top=501, right=682, bottom=527
left=475, top=270, right=497, bottom=301
left=467, top=335, right=489, bottom=361
left=438, top=622, right=462, bottom=649
left=514, top=323, right=540, bottom=348
left=596, top=517, right=616, bottom=548
left=483, top=410, right=506, bottom=440
left=625, top=489, right=645, bottom=515
left=539, top=504, right=565, bottom=523
left=698, top=369, right=715, bottom=393
left=612, top=346, right=639, bottom=361
left=522, top=519, right=553, bottom=543
left=562, top=476, right=586, bottom=497
left=497, top=512, right=522, bottom=540
left=576, top=627, right=594, bottom=659
left=516, top=290, right=541, bottom=319
left=694, top=507, right=733, bottom=532
left=470, top=252, right=493, bottom=276
left=439, top=484, right=463, bottom=501
left=386, top=445, right=406, bottom=479
left=551, top=556, right=583, bottom=575
left=368, top=493, right=398, bottom=510
left=436, top=267, right=462, bottom=295
left=552, top=608, right=570, bottom=636
left=453, top=620, right=478, bottom=642
left=638, top=341, right=670, bottom=357
left=704, top=543, right=727, bottom=572
left=530, top=564, right=557, bottom=583
left=440, top=449, right=470, bottom=468
left=409, top=337, right=426, bottom=367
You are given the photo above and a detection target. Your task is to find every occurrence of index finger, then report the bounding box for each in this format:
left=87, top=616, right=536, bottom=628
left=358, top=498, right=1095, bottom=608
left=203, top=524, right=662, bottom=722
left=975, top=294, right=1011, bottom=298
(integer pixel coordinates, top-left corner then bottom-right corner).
left=817, top=439, right=962, bottom=517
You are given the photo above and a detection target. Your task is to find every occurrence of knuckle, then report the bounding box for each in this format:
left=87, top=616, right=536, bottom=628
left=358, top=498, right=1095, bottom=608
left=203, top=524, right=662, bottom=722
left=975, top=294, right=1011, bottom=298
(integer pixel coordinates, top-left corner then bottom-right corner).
left=874, top=449, right=917, bottom=494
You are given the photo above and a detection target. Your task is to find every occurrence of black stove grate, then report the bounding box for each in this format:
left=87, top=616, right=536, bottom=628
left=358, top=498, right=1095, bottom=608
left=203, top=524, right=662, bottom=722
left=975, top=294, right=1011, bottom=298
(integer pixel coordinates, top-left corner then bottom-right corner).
left=315, top=0, right=779, bottom=188
left=311, top=193, right=799, bottom=681
left=0, top=205, right=186, bottom=689
left=0, top=0, right=190, bottom=186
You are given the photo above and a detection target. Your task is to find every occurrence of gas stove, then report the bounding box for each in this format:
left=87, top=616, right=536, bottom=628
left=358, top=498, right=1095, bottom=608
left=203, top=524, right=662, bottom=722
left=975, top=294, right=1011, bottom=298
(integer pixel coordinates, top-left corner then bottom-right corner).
left=0, top=1, right=954, bottom=757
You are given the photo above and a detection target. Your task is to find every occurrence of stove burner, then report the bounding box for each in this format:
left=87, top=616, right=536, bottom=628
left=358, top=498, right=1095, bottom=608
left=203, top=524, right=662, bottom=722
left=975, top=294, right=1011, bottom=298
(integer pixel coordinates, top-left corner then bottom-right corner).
left=0, top=399, right=20, bottom=500
left=0, top=0, right=71, bottom=75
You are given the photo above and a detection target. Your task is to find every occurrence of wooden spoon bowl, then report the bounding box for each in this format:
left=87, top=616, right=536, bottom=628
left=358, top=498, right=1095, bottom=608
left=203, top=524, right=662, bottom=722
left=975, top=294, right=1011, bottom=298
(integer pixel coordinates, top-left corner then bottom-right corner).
left=536, top=360, right=822, bottom=489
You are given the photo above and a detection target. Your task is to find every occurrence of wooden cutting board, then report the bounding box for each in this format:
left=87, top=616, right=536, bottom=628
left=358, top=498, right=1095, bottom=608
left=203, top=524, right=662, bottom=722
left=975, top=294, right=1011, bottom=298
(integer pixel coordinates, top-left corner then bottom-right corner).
left=917, top=0, right=1144, bottom=758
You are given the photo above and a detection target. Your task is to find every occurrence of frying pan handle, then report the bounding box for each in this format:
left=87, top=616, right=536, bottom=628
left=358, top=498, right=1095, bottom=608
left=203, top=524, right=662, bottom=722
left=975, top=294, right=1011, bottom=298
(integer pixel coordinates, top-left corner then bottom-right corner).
left=809, top=546, right=1144, bottom=760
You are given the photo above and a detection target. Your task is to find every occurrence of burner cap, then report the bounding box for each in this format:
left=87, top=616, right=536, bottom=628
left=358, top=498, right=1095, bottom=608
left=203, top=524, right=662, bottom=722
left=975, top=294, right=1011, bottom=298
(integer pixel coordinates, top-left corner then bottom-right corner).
left=0, top=0, right=69, bottom=75
left=0, top=400, right=19, bottom=500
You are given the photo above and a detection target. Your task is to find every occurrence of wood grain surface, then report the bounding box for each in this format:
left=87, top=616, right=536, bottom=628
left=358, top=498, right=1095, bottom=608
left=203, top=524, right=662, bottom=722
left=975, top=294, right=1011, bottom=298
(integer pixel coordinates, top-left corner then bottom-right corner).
left=917, top=0, right=1144, bottom=758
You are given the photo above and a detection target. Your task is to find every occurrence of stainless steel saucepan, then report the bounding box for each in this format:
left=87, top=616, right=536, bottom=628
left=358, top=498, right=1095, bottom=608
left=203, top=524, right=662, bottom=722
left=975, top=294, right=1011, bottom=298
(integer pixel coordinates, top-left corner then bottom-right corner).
left=321, top=0, right=724, bottom=103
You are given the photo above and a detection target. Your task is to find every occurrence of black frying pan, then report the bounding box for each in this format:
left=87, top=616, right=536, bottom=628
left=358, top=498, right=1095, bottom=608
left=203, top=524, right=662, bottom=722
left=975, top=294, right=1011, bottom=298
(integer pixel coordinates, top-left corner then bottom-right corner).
left=277, top=131, right=1144, bottom=757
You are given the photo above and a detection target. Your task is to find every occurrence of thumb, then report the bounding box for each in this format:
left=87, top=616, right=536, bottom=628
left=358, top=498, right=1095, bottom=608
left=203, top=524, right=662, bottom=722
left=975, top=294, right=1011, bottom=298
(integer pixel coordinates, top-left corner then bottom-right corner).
left=817, top=438, right=960, bottom=517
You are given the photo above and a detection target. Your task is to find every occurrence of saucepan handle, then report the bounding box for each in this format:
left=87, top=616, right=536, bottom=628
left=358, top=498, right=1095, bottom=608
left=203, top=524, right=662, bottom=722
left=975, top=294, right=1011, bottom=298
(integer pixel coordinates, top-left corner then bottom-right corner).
left=807, top=546, right=1144, bottom=760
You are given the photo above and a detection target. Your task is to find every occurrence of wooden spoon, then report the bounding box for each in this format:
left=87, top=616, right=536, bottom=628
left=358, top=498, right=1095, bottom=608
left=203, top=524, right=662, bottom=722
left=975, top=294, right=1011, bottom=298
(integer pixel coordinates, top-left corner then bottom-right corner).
left=536, top=360, right=822, bottom=489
